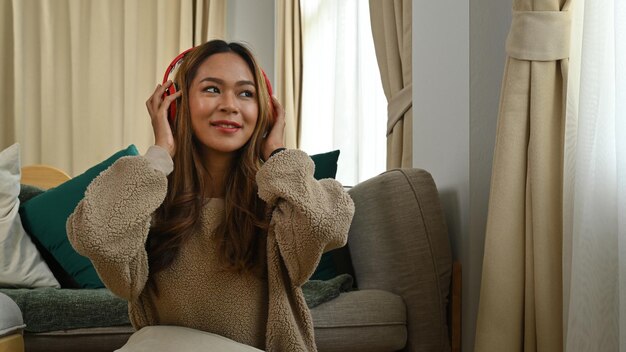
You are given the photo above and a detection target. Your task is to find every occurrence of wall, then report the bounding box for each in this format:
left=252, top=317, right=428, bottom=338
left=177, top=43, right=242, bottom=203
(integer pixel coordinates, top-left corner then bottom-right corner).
left=468, top=0, right=511, bottom=349
left=413, top=1, right=511, bottom=351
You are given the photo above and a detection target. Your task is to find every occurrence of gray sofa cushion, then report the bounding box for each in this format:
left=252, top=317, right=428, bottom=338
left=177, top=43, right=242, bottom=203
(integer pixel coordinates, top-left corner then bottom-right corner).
left=0, top=288, right=129, bottom=333
left=311, top=289, right=407, bottom=352
left=0, top=276, right=354, bottom=333
left=21, top=289, right=405, bottom=352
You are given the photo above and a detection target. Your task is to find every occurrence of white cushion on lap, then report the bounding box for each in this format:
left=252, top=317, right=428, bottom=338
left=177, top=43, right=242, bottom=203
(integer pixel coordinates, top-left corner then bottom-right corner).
left=115, top=326, right=264, bottom=352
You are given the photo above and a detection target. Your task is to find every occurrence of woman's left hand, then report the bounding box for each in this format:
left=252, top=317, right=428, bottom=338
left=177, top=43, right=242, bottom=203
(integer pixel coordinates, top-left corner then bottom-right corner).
left=262, top=96, right=286, bottom=161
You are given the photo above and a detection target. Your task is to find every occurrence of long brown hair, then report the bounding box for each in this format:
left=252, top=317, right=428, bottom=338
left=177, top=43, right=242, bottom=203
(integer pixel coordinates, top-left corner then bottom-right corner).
left=147, top=40, right=274, bottom=289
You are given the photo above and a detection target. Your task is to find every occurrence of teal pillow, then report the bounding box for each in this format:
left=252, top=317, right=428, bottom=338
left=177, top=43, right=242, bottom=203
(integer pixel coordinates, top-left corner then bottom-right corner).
left=310, top=150, right=340, bottom=181
left=19, top=145, right=140, bottom=289
left=309, top=150, right=343, bottom=281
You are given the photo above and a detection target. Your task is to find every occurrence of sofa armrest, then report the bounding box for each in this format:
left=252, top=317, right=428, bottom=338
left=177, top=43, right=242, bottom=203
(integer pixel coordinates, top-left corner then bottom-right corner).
left=347, top=168, right=452, bottom=352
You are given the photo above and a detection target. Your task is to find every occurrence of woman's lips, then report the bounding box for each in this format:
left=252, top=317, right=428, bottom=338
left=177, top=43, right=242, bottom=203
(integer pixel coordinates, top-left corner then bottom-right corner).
left=210, top=120, right=241, bottom=133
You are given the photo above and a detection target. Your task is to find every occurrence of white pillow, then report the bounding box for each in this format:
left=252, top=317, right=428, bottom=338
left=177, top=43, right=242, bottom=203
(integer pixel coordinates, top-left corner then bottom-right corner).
left=0, top=143, right=60, bottom=288
left=115, top=326, right=264, bottom=352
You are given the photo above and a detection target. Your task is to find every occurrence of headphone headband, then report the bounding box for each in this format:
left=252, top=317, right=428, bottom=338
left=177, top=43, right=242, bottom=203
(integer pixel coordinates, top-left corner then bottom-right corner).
left=161, top=48, right=195, bottom=89
left=162, top=47, right=274, bottom=123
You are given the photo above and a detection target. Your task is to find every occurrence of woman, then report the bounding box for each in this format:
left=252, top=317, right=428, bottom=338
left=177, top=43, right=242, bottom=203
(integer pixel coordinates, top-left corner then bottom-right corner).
left=67, top=40, right=354, bottom=351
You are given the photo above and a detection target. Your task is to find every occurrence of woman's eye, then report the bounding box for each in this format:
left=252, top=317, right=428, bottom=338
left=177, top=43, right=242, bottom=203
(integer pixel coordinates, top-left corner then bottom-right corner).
left=204, top=86, right=219, bottom=93
left=239, top=90, right=254, bottom=98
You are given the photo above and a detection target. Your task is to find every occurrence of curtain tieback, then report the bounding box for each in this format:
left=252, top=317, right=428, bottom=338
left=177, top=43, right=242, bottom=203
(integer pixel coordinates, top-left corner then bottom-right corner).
left=506, top=10, right=572, bottom=61
left=387, top=83, right=412, bottom=136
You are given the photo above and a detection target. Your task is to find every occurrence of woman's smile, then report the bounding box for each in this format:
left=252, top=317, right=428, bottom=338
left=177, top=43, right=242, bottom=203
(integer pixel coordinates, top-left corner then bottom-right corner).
left=210, top=120, right=243, bottom=133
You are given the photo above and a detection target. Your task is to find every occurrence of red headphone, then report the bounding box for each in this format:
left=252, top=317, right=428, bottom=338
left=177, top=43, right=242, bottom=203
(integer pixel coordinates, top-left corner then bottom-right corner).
left=162, top=47, right=275, bottom=123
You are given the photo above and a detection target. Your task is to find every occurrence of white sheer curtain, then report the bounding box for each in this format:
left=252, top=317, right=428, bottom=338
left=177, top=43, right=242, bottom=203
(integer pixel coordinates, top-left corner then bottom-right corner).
left=563, top=0, right=626, bottom=350
left=299, top=0, right=386, bottom=186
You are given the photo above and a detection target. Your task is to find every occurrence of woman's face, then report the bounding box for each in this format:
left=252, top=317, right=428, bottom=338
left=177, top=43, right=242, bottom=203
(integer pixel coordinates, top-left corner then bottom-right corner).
left=188, top=52, right=259, bottom=159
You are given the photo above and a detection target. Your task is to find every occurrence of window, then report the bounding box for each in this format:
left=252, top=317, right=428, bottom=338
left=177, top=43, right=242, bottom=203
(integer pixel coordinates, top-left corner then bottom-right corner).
left=300, top=0, right=386, bottom=186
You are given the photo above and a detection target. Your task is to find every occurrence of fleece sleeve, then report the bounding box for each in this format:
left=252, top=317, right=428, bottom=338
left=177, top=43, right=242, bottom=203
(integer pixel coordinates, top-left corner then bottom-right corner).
left=256, top=149, right=355, bottom=287
left=66, top=145, right=172, bottom=301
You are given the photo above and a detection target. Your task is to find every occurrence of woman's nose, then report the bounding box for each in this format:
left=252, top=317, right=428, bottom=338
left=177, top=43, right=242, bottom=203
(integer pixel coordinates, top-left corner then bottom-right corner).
left=219, top=92, right=238, bottom=113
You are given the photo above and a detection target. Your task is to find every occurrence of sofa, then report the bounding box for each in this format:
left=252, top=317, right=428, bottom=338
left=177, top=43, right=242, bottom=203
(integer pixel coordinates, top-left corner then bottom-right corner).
left=2, top=167, right=453, bottom=352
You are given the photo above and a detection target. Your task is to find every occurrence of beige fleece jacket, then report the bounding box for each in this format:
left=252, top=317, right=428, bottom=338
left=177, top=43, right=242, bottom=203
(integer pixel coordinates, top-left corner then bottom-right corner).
left=66, top=146, right=354, bottom=352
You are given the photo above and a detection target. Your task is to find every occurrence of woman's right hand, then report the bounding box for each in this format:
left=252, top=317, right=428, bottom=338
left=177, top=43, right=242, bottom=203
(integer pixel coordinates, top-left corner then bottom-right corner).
left=146, top=80, right=181, bottom=158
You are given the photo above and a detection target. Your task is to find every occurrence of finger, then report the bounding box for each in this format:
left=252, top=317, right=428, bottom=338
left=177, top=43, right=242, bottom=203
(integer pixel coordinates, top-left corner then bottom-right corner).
left=164, top=89, right=182, bottom=102
left=156, top=80, right=174, bottom=95
left=267, top=102, right=286, bottom=139
left=147, top=85, right=163, bottom=113
left=270, top=96, right=285, bottom=121
left=147, top=82, right=177, bottom=117
left=157, top=90, right=182, bottom=116
left=160, top=89, right=182, bottom=107
left=150, top=81, right=175, bottom=109
left=146, top=84, right=161, bottom=109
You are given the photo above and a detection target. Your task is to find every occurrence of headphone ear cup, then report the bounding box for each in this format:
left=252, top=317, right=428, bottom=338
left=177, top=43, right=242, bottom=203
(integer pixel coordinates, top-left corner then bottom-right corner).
left=162, top=47, right=194, bottom=124
left=164, top=84, right=178, bottom=123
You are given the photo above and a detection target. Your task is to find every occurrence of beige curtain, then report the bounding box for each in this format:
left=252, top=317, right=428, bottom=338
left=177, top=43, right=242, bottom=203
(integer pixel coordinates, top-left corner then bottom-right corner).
left=192, top=0, right=226, bottom=46
left=368, top=0, right=412, bottom=169
left=474, top=1, right=572, bottom=351
left=275, top=0, right=302, bottom=149
left=0, top=0, right=225, bottom=176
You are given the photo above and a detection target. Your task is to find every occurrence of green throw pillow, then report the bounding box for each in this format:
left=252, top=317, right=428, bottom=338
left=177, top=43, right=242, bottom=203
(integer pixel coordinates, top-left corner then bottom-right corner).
left=309, top=150, right=342, bottom=281
left=19, top=145, right=140, bottom=289
left=310, top=150, right=340, bottom=181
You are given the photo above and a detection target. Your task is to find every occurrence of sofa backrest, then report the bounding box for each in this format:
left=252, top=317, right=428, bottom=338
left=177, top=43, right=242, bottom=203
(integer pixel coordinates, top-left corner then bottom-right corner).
left=346, top=168, right=453, bottom=352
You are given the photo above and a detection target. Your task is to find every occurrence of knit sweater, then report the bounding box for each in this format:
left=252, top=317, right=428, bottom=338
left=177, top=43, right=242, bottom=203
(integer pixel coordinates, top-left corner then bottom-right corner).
left=66, top=147, right=354, bottom=351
